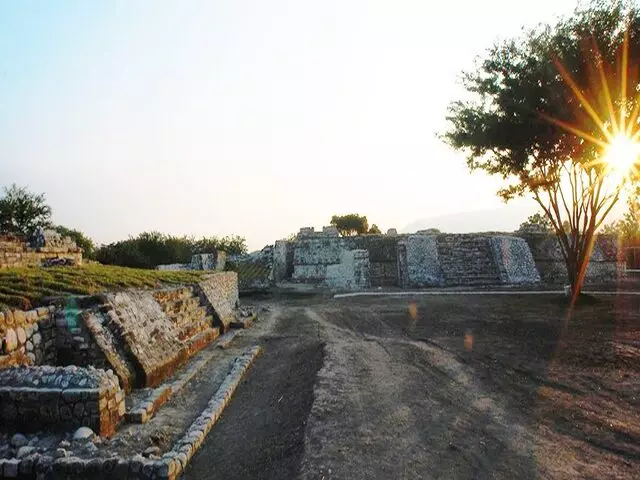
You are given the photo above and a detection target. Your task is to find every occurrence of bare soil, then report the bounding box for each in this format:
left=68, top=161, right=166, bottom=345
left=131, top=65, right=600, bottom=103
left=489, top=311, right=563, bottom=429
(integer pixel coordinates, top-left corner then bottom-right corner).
left=187, top=292, right=640, bottom=480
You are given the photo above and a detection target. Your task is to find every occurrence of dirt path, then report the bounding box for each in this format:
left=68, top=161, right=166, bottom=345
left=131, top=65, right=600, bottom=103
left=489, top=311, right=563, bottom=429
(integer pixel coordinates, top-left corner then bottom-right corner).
left=299, top=306, right=539, bottom=480
left=184, top=294, right=639, bottom=479
left=183, top=305, right=324, bottom=480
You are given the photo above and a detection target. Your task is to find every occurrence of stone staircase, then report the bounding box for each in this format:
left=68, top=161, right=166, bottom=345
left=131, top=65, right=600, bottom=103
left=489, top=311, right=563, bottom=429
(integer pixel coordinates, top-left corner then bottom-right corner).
left=154, top=286, right=220, bottom=345
left=436, top=235, right=501, bottom=286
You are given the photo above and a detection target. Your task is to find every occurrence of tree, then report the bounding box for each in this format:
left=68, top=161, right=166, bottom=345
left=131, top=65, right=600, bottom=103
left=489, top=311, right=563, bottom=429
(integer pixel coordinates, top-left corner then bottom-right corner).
left=330, top=214, right=369, bottom=236
left=0, top=184, right=52, bottom=238
left=54, top=225, right=96, bottom=258
left=443, top=1, right=640, bottom=295
left=601, top=186, right=640, bottom=244
left=368, top=224, right=382, bottom=234
left=518, top=212, right=554, bottom=233
left=94, top=231, right=248, bottom=268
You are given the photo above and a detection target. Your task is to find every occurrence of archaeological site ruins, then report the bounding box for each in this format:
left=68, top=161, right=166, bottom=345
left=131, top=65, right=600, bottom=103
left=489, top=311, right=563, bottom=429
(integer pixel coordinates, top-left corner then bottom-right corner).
left=0, top=225, right=622, bottom=478
left=231, top=227, right=619, bottom=292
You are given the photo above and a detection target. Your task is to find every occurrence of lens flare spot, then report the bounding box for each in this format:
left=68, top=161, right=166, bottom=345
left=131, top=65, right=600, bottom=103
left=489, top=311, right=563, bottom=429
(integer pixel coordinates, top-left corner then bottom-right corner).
left=464, top=331, right=474, bottom=351
left=407, top=302, right=418, bottom=331
left=408, top=302, right=418, bottom=321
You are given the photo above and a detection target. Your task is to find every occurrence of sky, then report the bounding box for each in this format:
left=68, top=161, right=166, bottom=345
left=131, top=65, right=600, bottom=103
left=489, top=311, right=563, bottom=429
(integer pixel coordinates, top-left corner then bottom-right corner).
left=0, top=0, right=592, bottom=251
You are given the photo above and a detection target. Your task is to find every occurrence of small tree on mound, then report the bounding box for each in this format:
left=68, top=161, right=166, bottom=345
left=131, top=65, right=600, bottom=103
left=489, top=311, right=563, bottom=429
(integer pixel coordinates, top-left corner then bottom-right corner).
left=330, top=214, right=369, bottom=236
left=368, top=224, right=382, bottom=234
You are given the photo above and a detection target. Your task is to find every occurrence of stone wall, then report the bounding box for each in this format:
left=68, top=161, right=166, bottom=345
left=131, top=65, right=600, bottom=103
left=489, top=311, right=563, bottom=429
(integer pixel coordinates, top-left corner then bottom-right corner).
left=0, top=366, right=124, bottom=437
left=350, top=236, right=398, bottom=286
left=519, top=233, right=619, bottom=284
left=0, top=235, right=82, bottom=269
left=197, top=273, right=239, bottom=331
left=398, top=235, right=442, bottom=287
left=491, top=236, right=541, bottom=284
left=55, top=273, right=236, bottom=390
left=0, top=307, right=56, bottom=368
left=273, top=240, right=293, bottom=283
left=156, top=252, right=226, bottom=272
left=325, top=250, right=370, bottom=290
left=400, top=234, right=541, bottom=287
left=226, top=247, right=273, bottom=292
left=269, top=228, right=619, bottom=290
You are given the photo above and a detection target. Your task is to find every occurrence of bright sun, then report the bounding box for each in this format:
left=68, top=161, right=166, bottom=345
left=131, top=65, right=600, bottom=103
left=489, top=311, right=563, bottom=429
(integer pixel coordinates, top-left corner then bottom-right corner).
left=603, top=133, right=640, bottom=176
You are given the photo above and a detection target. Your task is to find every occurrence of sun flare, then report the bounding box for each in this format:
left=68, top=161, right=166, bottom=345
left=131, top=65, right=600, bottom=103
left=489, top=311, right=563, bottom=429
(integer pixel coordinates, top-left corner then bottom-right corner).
left=603, top=133, right=640, bottom=176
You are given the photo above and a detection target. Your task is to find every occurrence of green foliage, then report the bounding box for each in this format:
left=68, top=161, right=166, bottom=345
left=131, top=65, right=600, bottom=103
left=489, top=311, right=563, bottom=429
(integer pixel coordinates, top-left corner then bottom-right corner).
left=0, top=184, right=52, bottom=238
left=94, top=231, right=247, bottom=269
left=330, top=214, right=369, bottom=236
left=443, top=2, right=640, bottom=199
left=0, top=265, right=207, bottom=310
left=442, top=1, right=640, bottom=292
left=54, top=225, right=96, bottom=258
left=368, top=224, right=382, bottom=234
left=518, top=212, right=554, bottom=233
left=601, top=188, right=640, bottom=244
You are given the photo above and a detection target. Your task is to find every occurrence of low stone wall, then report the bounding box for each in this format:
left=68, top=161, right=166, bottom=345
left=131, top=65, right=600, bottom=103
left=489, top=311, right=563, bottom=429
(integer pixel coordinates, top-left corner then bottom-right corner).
left=519, top=233, right=619, bottom=284
left=0, top=236, right=82, bottom=269
left=1, top=307, right=56, bottom=367
left=0, top=366, right=124, bottom=437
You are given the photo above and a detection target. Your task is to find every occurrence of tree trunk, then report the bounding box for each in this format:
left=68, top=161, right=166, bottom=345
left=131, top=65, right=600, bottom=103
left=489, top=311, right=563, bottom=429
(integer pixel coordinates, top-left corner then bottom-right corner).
left=566, top=257, right=580, bottom=296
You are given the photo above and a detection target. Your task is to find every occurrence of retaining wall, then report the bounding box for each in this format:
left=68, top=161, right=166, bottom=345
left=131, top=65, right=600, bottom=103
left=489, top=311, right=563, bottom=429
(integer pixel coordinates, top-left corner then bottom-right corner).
left=0, top=366, right=124, bottom=437
left=55, top=273, right=236, bottom=390
left=325, top=250, right=370, bottom=290
left=1, top=307, right=56, bottom=368
left=197, top=272, right=239, bottom=330
left=0, top=236, right=82, bottom=269
left=520, top=233, right=619, bottom=284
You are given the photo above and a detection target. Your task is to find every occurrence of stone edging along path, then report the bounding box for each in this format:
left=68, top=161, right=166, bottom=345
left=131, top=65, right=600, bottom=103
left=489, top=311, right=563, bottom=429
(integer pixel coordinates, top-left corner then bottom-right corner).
left=0, top=346, right=262, bottom=480
left=333, top=290, right=640, bottom=298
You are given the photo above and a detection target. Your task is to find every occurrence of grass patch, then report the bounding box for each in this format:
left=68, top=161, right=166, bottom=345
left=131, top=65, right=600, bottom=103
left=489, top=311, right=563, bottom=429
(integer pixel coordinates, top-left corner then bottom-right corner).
left=0, top=265, right=209, bottom=310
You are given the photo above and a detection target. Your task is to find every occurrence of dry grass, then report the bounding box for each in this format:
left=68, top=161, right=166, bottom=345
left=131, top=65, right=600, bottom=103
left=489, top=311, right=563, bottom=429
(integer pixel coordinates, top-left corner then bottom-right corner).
left=0, top=265, right=208, bottom=310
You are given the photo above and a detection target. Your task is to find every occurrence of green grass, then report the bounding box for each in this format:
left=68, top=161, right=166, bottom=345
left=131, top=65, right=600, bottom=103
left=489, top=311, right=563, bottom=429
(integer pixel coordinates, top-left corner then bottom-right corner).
left=0, top=265, right=209, bottom=310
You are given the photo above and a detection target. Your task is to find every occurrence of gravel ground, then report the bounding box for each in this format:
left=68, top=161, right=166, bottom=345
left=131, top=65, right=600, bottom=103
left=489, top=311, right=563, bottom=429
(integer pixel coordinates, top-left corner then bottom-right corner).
left=186, top=292, right=639, bottom=480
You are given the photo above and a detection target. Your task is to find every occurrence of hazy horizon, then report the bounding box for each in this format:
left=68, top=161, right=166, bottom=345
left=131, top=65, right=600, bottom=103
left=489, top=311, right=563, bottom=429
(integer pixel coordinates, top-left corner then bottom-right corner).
left=1, top=1, right=601, bottom=251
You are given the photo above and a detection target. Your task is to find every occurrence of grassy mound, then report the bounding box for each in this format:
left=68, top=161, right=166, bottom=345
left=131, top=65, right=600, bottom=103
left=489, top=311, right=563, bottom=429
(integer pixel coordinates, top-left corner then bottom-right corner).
left=0, top=265, right=209, bottom=310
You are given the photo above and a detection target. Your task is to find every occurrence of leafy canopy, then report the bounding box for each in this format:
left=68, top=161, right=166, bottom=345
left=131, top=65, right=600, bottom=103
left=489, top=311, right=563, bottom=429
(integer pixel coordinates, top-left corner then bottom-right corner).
left=54, top=225, right=96, bottom=258
left=330, top=214, right=370, bottom=236
left=443, top=1, right=640, bottom=293
left=0, top=184, right=52, bottom=238
left=94, top=231, right=248, bottom=269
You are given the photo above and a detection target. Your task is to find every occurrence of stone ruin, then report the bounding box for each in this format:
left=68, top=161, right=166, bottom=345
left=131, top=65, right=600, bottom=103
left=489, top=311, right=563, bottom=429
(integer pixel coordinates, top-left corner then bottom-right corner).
left=156, top=251, right=226, bottom=272
left=0, top=272, right=242, bottom=445
left=229, top=226, right=620, bottom=292
left=0, top=231, right=82, bottom=269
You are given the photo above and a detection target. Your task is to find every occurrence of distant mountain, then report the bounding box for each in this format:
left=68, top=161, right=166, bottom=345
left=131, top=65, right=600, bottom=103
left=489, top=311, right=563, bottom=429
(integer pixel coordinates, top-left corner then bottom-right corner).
left=402, top=206, right=537, bottom=234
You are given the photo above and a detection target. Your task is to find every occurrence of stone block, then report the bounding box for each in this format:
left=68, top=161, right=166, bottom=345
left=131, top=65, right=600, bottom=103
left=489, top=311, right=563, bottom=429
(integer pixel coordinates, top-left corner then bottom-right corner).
left=12, top=310, right=26, bottom=326
left=16, top=327, right=26, bottom=345
left=4, top=329, right=18, bottom=352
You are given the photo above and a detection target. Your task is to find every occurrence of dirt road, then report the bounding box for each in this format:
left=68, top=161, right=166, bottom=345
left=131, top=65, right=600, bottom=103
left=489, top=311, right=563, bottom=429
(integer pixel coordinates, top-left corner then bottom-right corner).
left=185, top=294, right=640, bottom=479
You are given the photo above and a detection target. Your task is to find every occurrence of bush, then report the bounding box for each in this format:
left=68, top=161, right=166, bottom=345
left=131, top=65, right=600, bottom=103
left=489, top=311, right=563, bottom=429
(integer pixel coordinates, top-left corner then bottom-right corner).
left=94, top=232, right=247, bottom=269
left=54, top=225, right=96, bottom=258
